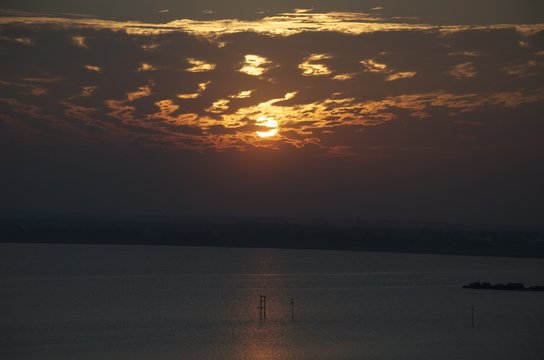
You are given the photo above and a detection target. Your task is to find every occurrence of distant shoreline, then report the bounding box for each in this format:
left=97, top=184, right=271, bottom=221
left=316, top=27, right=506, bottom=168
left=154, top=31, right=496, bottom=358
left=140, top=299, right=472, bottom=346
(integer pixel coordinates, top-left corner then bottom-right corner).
left=2, top=219, right=543, bottom=259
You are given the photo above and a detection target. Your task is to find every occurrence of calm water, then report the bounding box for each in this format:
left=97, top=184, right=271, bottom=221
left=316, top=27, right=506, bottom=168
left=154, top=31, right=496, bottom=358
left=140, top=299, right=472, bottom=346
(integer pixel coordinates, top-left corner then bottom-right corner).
left=1, top=243, right=543, bottom=359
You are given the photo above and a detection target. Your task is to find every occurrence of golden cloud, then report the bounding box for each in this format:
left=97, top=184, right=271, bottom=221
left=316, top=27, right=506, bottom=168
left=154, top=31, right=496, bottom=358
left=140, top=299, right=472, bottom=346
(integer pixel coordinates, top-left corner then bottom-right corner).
left=138, top=63, right=157, bottom=72
left=299, top=54, right=332, bottom=76
left=361, top=59, right=388, bottom=73
left=386, top=71, right=417, bottom=81
left=239, top=54, right=272, bottom=76
left=177, top=81, right=210, bottom=99
left=84, top=64, right=102, bottom=73
left=2, top=12, right=542, bottom=38
left=186, top=58, right=216, bottom=72
left=206, top=98, right=230, bottom=113
left=332, top=73, right=355, bottom=81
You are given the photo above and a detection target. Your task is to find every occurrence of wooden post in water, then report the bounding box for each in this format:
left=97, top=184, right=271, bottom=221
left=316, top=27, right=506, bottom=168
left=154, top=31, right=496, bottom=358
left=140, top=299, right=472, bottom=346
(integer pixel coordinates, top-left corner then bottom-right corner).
left=263, top=295, right=267, bottom=321
left=291, top=298, right=295, bottom=322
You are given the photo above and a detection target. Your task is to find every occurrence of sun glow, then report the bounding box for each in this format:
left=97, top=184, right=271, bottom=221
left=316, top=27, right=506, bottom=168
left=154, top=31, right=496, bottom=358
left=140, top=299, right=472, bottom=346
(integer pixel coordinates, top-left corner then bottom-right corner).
left=256, top=115, right=279, bottom=138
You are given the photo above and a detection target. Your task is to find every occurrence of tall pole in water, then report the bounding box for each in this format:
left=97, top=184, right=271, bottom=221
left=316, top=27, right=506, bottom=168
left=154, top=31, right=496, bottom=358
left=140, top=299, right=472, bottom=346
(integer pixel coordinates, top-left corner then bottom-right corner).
left=291, top=298, right=294, bottom=322
left=471, top=304, right=474, bottom=328
left=258, top=295, right=264, bottom=321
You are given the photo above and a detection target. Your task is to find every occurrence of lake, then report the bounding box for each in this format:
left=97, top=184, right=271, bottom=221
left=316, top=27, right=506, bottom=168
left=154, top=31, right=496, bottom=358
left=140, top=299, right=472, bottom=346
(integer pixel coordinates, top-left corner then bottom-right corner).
left=1, top=243, right=543, bottom=359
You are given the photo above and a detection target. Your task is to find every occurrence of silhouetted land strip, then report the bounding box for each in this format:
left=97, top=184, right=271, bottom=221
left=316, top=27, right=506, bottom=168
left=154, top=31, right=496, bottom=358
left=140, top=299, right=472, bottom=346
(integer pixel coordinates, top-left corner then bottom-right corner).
left=463, top=282, right=544, bottom=291
left=1, top=218, right=544, bottom=258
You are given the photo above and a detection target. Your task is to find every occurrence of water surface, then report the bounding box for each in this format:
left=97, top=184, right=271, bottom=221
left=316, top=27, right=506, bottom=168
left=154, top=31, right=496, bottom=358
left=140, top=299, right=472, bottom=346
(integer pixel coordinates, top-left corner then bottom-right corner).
left=1, top=244, right=543, bottom=359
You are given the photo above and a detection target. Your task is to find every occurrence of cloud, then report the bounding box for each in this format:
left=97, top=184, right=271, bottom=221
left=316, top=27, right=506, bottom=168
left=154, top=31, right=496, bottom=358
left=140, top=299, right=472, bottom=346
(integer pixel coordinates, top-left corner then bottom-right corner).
left=502, top=60, right=543, bottom=77
left=79, top=85, right=97, bottom=97
left=1, top=13, right=543, bottom=156
left=239, top=54, right=272, bottom=76
left=137, top=62, right=156, bottom=72
left=185, top=58, right=216, bottom=72
left=0, top=35, right=33, bottom=45
left=361, top=59, right=388, bottom=73
left=449, top=62, right=477, bottom=79
left=177, top=81, right=210, bottom=99
left=332, top=73, right=355, bottom=81
left=359, top=58, right=416, bottom=82
left=386, top=71, right=416, bottom=81
left=231, top=90, right=253, bottom=98
left=206, top=98, right=230, bottom=113
left=84, top=64, right=102, bottom=73
left=71, top=35, right=87, bottom=48
left=1, top=11, right=543, bottom=38
left=448, top=51, right=483, bottom=57
left=299, top=54, right=332, bottom=76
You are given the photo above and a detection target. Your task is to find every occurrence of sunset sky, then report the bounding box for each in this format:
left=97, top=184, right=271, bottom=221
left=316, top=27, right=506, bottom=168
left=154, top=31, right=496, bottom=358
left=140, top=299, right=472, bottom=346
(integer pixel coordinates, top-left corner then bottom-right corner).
left=1, top=1, right=543, bottom=225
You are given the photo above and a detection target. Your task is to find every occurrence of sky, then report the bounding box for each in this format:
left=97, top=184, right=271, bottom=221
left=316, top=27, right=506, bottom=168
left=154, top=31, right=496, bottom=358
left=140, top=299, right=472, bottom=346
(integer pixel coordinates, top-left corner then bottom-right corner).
left=1, top=1, right=544, bottom=226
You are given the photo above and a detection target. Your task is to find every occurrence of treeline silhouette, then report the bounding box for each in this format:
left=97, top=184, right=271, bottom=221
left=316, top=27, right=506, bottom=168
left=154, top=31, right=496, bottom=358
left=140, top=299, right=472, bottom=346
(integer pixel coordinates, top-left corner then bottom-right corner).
left=1, top=218, right=543, bottom=258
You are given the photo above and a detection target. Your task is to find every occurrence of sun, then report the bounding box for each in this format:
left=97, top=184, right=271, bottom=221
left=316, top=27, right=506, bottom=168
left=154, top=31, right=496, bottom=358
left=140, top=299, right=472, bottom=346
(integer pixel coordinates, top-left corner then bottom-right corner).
left=256, top=115, right=279, bottom=138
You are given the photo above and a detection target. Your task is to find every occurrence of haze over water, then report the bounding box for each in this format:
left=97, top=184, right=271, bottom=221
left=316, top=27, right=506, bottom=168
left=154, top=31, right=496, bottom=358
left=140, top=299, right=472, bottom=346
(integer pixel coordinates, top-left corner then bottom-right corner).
left=1, top=244, right=543, bottom=359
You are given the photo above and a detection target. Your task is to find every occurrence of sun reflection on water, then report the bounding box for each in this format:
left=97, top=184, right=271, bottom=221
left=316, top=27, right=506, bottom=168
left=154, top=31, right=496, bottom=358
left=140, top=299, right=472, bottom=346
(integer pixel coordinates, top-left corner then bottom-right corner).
left=228, top=249, right=296, bottom=360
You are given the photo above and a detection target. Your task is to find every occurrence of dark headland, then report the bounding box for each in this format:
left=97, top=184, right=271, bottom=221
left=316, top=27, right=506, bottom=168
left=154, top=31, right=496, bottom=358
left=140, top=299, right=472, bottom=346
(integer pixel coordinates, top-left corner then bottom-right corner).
left=2, top=216, right=544, bottom=259
left=463, top=282, right=544, bottom=291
